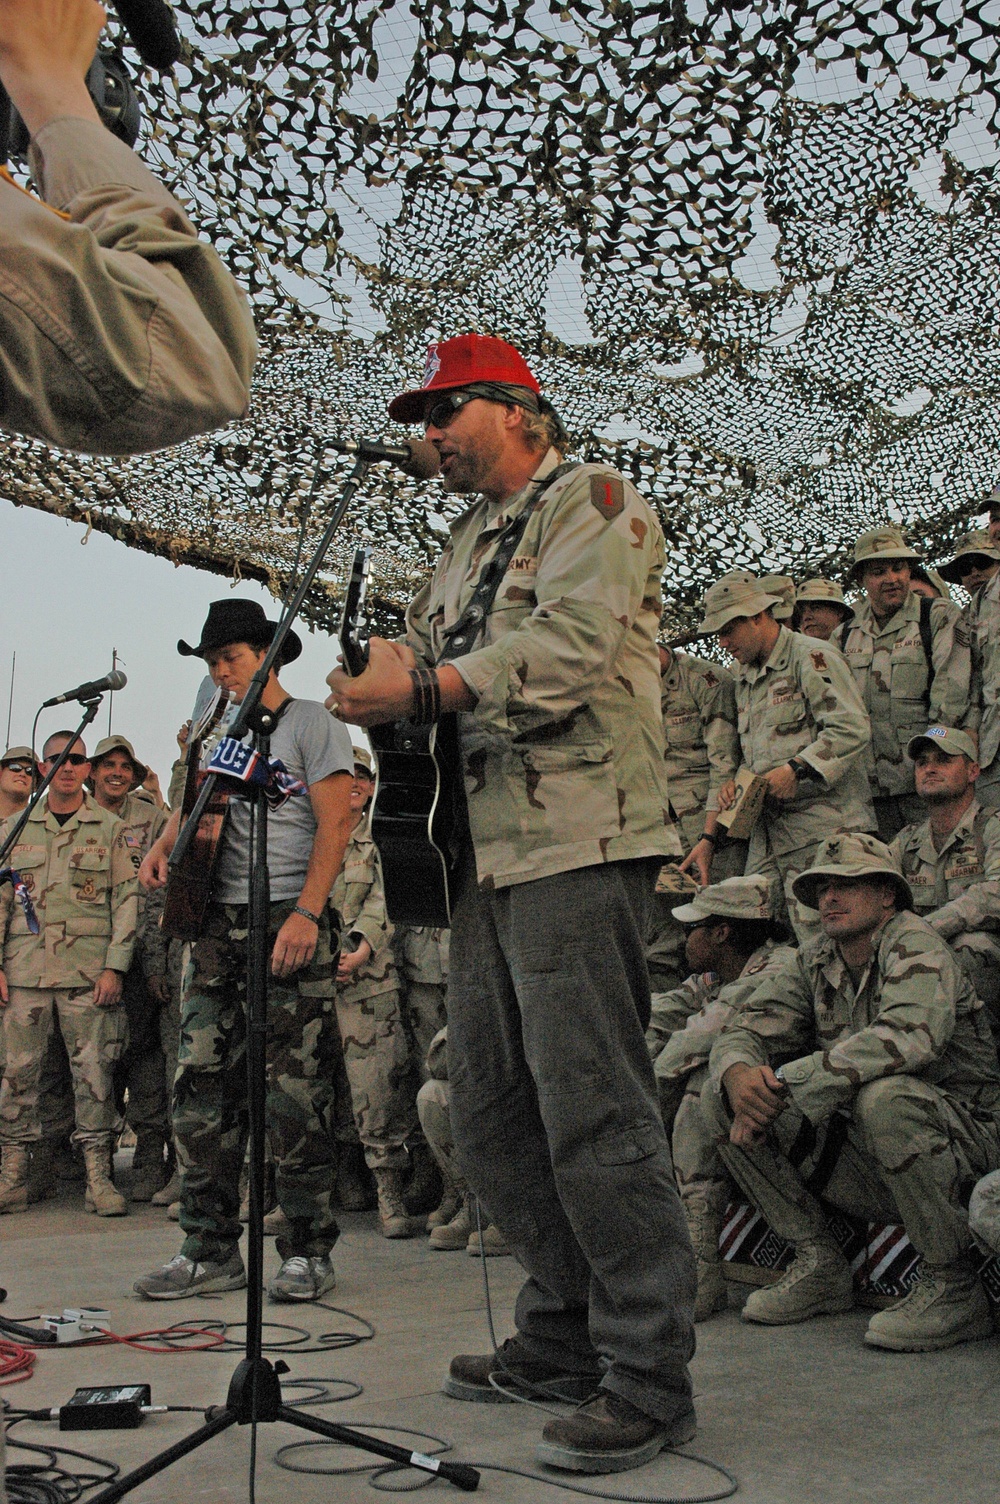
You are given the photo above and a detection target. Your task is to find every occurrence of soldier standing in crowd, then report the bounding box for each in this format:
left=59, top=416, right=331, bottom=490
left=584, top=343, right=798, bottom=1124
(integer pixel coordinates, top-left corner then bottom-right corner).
left=684, top=573, right=874, bottom=941
left=329, top=747, right=419, bottom=1238
left=647, top=875, right=791, bottom=1321
left=647, top=642, right=742, bottom=989
left=705, top=833, right=1000, bottom=1351
left=392, top=922, right=450, bottom=1216
left=837, top=527, right=972, bottom=841
left=327, top=333, right=696, bottom=1474
left=134, top=600, right=355, bottom=1303
left=792, top=580, right=854, bottom=643
left=941, top=530, right=1000, bottom=811
left=0, top=748, right=37, bottom=822
left=88, top=736, right=172, bottom=1201
left=891, top=727, right=1000, bottom=1034
left=0, top=732, right=137, bottom=1216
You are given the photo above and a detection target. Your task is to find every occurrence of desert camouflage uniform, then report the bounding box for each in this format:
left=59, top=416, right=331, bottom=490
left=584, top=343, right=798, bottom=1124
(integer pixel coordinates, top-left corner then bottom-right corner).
left=892, top=801, right=1000, bottom=1031
left=840, top=594, right=973, bottom=837
left=0, top=795, right=137, bottom=1147
left=705, top=911, right=1000, bottom=1269
left=415, top=1025, right=464, bottom=1192
left=393, top=924, right=449, bottom=1081
left=648, top=938, right=792, bottom=1238
left=969, top=569, right=1000, bottom=809
left=175, top=899, right=338, bottom=1264
left=329, top=816, right=415, bottom=1172
left=647, top=650, right=743, bottom=989
left=734, top=626, right=874, bottom=941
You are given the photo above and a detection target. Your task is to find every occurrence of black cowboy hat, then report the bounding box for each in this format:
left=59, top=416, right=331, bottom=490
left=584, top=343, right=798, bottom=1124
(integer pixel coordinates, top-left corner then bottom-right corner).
left=178, top=600, right=302, bottom=665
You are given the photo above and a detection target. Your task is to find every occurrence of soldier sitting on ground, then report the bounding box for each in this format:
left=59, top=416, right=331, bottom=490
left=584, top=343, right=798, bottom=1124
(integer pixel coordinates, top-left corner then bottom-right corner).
left=646, top=875, right=792, bottom=1321
left=891, top=727, right=1000, bottom=1039
left=703, top=832, right=1000, bottom=1352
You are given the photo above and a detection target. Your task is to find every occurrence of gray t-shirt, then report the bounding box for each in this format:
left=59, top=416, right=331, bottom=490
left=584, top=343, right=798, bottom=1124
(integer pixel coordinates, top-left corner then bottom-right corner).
left=212, top=698, right=354, bottom=904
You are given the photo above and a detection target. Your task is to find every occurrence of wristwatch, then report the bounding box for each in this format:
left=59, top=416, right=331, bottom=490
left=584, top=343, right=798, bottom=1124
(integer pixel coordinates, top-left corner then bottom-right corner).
left=789, top=758, right=821, bottom=784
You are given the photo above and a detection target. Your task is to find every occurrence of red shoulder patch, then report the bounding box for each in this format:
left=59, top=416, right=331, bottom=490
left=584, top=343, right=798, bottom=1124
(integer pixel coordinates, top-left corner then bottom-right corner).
left=810, top=651, right=828, bottom=671
left=590, top=474, right=624, bottom=520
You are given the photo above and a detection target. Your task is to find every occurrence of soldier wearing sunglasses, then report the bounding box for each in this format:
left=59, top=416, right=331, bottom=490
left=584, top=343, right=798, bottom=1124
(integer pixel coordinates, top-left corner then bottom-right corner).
left=0, top=731, right=137, bottom=1218
left=0, top=746, right=37, bottom=821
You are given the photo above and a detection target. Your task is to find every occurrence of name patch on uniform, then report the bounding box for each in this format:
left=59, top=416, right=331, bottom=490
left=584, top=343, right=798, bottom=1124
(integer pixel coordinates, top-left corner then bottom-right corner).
left=946, top=862, right=983, bottom=879
left=590, top=475, right=624, bottom=520
left=771, top=689, right=804, bottom=706
left=507, top=554, right=537, bottom=574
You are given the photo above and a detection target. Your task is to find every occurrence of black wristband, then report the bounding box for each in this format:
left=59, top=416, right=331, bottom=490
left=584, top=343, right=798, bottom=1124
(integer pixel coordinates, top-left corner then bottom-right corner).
left=700, top=831, right=718, bottom=845
left=292, top=904, right=321, bottom=925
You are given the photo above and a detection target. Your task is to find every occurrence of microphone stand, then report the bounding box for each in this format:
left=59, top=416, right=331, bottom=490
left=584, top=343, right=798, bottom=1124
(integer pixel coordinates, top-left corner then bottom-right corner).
left=89, top=455, right=480, bottom=1500
left=0, top=696, right=103, bottom=870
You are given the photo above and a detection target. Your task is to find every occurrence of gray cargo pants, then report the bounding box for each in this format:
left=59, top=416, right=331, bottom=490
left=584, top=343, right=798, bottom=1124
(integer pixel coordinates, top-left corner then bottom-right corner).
left=447, top=852, right=696, bottom=1427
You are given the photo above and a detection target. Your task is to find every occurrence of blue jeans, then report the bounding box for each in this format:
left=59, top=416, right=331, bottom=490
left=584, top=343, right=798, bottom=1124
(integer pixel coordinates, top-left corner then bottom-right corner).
left=447, top=853, right=696, bottom=1425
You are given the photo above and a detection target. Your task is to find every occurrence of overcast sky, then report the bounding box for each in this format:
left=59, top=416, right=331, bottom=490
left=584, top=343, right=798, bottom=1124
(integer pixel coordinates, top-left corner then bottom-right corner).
left=1, top=503, right=366, bottom=793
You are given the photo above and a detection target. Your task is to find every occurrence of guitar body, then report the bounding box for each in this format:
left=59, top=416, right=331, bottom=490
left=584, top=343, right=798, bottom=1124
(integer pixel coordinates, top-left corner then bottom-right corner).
left=340, top=547, right=462, bottom=927
left=162, top=683, right=232, bottom=941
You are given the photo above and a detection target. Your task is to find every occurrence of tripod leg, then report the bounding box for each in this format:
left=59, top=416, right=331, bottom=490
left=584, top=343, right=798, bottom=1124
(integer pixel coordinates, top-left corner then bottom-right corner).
left=87, top=1408, right=239, bottom=1503
left=274, top=1403, right=480, bottom=1491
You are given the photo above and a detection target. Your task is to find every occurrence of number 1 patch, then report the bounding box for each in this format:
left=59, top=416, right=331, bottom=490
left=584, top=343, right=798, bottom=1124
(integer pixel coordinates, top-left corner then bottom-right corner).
left=590, top=474, right=624, bottom=520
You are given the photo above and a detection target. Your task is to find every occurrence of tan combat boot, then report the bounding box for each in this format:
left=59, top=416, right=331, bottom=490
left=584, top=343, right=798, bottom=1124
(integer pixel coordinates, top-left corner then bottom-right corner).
left=686, top=1209, right=728, bottom=1322
left=428, top=1193, right=473, bottom=1250
left=26, top=1139, right=58, bottom=1204
left=426, top=1184, right=464, bottom=1231
left=466, top=1221, right=510, bottom=1258
left=742, top=1236, right=853, bottom=1325
left=0, top=1145, right=31, bottom=1214
left=374, top=1167, right=415, bottom=1238
left=865, top=1265, right=994, bottom=1351
left=83, top=1142, right=128, bottom=1217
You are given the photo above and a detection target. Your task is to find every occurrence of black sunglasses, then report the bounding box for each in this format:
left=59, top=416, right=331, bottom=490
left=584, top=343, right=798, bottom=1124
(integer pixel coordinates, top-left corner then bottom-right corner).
left=422, top=390, right=478, bottom=431
left=956, top=555, right=994, bottom=576
left=47, top=753, right=88, bottom=766
left=1, top=760, right=33, bottom=773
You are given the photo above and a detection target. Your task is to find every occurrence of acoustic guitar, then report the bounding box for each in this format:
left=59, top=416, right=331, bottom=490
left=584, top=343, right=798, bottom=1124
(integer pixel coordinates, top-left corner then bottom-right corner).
left=338, top=547, right=461, bottom=927
left=161, top=679, right=235, bottom=941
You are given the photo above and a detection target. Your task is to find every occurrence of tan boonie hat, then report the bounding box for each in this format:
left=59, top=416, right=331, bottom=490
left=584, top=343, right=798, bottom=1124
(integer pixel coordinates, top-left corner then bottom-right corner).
left=89, top=735, right=148, bottom=784
left=672, top=873, right=776, bottom=925
left=792, top=832, right=913, bottom=911
left=1, top=745, right=37, bottom=767
left=699, top=573, right=783, bottom=634
left=795, top=578, right=854, bottom=619
left=759, top=575, right=795, bottom=621
left=351, top=745, right=374, bottom=775
left=937, top=530, right=1000, bottom=584
left=848, top=526, right=921, bottom=581
left=907, top=725, right=979, bottom=762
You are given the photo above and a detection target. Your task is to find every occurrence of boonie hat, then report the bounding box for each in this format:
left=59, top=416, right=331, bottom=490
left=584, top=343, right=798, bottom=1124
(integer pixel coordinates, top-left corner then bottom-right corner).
left=795, top=579, right=854, bottom=619
left=983, top=485, right=1000, bottom=519
left=910, top=565, right=953, bottom=600
left=90, top=735, right=148, bottom=785
left=848, top=526, right=921, bottom=581
left=351, top=745, right=374, bottom=775
left=937, top=530, right=1000, bottom=584
left=906, top=725, right=979, bottom=762
left=1, top=745, right=36, bottom=768
left=792, top=833, right=913, bottom=911
left=672, top=873, right=780, bottom=926
left=178, top=599, right=301, bottom=666
left=759, top=575, right=795, bottom=621
left=388, top=334, right=541, bottom=423
left=698, top=573, right=783, bottom=634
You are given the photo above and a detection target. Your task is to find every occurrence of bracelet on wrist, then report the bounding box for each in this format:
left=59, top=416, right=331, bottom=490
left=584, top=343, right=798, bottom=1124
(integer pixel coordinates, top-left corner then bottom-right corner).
left=700, top=831, right=717, bottom=845
left=292, top=904, right=321, bottom=925
left=408, top=666, right=441, bottom=725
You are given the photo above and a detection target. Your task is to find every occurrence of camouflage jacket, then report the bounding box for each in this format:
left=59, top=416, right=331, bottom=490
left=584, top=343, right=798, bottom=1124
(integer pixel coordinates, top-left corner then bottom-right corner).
left=710, top=910, right=1000, bottom=1122
left=108, top=790, right=170, bottom=980
left=393, top=924, right=449, bottom=986
left=891, top=800, right=1000, bottom=949
left=330, top=814, right=397, bottom=1002
left=734, top=626, right=875, bottom=858
left=660, top=648, right=739, bottom=844
left=0, top=794, right=138, bottom=989
left=648, top=938, right=791, bottom=1080
left=840, top=594, right=973, bottom=799
left=969, top=568, right=1000, bottom=772
left=404, top=449, right=679, bottom=889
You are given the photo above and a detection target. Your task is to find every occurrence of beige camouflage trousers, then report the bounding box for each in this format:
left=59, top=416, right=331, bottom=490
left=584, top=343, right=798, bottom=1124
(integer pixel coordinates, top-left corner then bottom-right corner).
left=702, top=1073, right=1000, bottom=1268
left=416, top=1076, right=467, bottom=1195
left=660, top=1066, right=731, bottom=1234
left=331, top=986, right=417, bottom=1171
left=0, top=987, right=126, bottom=1147
left=399, top=980, right=448, bottom=1082
left=747, top=834, right=825, bottom=946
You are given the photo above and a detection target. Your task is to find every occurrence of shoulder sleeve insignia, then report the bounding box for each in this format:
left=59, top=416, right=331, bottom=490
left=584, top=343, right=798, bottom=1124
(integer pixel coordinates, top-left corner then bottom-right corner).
left=590, top=474, right=625, bottom=520
left=810, top=651, right=827, bottom=671
left=703, top=671, right=718, bottom=686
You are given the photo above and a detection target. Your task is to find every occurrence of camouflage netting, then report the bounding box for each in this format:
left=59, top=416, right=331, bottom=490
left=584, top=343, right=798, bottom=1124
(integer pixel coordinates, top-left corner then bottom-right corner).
left=5, top=0, right=1000, bottom=637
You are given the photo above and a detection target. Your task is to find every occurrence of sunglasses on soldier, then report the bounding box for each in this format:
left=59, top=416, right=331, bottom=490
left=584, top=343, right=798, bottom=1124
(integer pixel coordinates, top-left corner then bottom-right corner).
left=46, top=753, right=88, bottom=766
left=1, top=760, right=33, bottom=773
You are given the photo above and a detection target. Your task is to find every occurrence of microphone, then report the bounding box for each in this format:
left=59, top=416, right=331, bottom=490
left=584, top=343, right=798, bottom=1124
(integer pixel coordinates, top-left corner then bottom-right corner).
left=42, top=671, right=128, bottom=708
left=113, top=0, right=183, bottom=71
left=327, top=437, right=440, bottom=481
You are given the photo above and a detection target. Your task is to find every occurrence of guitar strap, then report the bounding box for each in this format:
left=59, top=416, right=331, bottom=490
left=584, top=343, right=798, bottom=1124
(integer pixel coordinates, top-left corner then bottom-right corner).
left=434, top=461, right=581, bottom=666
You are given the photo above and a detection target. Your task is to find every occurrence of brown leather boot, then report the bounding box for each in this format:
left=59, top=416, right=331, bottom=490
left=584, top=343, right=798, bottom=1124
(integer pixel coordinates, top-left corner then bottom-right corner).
left=0, top=1145, right=30, bottom=1214
left=83, top=1142, right=127, bottom=1217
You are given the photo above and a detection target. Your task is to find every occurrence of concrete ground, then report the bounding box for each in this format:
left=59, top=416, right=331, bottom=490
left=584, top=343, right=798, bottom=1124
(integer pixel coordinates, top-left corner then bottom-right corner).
left=2, top=1161, right=999, bottom=1504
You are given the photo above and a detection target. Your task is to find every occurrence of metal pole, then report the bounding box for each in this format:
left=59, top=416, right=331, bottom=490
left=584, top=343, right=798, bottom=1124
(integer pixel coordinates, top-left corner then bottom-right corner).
left=5, top=651, right=14, bottom=747
left=107, top=649, right=117, bottom=736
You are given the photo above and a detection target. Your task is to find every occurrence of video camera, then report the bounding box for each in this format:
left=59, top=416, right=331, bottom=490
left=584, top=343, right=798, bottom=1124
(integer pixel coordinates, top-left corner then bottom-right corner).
left=0, top=0, right=181, bottom=162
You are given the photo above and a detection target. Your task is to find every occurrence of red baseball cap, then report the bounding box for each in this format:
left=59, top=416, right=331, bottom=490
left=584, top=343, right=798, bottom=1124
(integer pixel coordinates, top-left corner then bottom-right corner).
left=388, top=333, right=541, bottom=423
